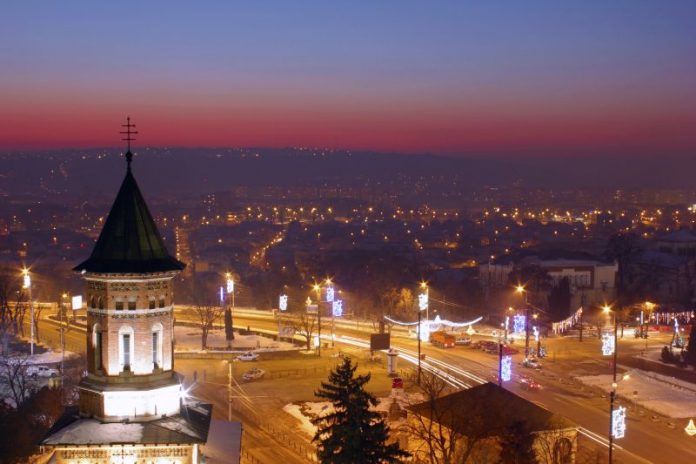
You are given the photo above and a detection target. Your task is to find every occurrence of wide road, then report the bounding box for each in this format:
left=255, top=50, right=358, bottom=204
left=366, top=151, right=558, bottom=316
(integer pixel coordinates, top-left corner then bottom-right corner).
left=35, top=308, right=696, bottom=462
left=215, top=308, right=696, bottom=464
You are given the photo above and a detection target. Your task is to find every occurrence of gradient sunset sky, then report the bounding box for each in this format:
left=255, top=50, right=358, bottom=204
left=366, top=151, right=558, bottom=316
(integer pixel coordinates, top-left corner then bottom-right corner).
left=1, top=1, right=695, bottom=156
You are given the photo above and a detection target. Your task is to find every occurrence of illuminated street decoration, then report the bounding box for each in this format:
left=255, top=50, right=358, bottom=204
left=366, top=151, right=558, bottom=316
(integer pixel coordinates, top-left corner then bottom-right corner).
left=501, top=355, right=512, bottom=382
left=418, top=292, right=428, bottom=311
left=332, top=299, right=343, bottom=317
left=384, top=315, right=483, bottom=329
left=513, top=315, right=526, bottom=334
left=533, top=326, right=539, bottom=342
left=279, top=294, right=288, bottom=311
left=612, top=406, right=626, bottom=438
left=685, top=419, right=696, bottom=436
left=219, top=286, right=224, bottom=303
left=419, top=321, right=430, bottom=341
left=226, top=278, right=234, bottom=294
left=326, top=286, right=335, bottom=303
left=466, top=324, right=475, bottom=336
left=602, top=332, right=615, bottom=356
left=71, top=295, right=82, bottom=311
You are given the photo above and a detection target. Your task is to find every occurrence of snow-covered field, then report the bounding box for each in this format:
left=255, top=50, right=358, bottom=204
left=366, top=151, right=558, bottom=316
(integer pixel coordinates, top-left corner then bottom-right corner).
left=578, top=367, right=696, bottom=418
left=283, top=391, right=414, bottom=438
left=174, top=326, right=296, bottom=352
left=26, top=349, right=77, bottom=364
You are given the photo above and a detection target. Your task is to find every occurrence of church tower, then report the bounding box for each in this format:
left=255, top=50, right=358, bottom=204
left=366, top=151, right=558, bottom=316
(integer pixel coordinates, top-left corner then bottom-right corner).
left=42, top=118, right=211, bottom=463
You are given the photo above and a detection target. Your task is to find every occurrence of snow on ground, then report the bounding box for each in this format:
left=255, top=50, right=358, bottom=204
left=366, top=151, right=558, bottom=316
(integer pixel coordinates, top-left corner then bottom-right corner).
left=42, top=420, right=144, bottom=444
left=26, top=349, right=77, bottom=365
left=201, top=419, right=242, bottom=464
left=173, top=326, right=296, bottom=352
left=283, top=403, right=319, bottom=437
left=578, top=367, right=696, bottom=418
left=283, top=391, right=416, bottom=438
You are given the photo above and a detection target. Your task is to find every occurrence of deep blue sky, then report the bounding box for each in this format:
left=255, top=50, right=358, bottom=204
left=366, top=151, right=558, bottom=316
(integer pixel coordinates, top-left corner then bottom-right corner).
left=1, top=1, right=695, bottom=155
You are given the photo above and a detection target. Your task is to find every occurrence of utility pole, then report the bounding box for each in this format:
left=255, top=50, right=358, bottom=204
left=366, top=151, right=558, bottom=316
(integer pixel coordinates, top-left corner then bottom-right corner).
left=228, top=360, right=233, bottom=422
left=417, top=306, right=422, bottom=384
left=22, top=269, right=34, bottom=356
left=580, top=291, right=586, bottom=342
left=498, top=341, right=503, bottom=387
left=525, top=307, right=530, bottom=358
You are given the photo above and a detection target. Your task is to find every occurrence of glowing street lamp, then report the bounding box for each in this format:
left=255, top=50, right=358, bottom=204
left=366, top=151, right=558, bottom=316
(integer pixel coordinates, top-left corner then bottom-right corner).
left=602, top=304, right=621, bottom=463
left=685, top=419, right=696, bottom=437
left=417, top=281, right=429, bottom=385
left=22, top=268, right=35, bottom=356
left=515, top=285, right=531, bottom=357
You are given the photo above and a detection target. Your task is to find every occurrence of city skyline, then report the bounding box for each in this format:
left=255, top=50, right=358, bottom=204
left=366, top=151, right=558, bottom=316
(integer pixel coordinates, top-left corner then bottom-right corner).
left=2, top=1, right=695, bottom=156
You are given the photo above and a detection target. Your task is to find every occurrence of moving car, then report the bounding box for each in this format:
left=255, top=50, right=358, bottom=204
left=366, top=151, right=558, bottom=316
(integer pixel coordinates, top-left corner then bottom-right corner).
left=455, top=337, right=472, bottom=346
left=521, top=357, right=542, bottom=369
left=26, top=365, right=59, bottom=378
left=518, top=376, right=541, bottom=391
left=236, top=352, right=259, bottom=362
left=430, top=331, right=456, bottom=348
left=241, top=367, right=265, bottom=382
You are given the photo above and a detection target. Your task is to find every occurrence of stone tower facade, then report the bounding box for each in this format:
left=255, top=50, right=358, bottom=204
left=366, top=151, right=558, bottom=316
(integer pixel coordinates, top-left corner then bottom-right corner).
left=42, top=135, right=211, bottom=463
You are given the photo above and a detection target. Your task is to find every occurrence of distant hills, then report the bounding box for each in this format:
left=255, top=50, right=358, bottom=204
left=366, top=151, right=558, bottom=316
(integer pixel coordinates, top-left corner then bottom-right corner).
left=1, top=147, right=694, bottom=199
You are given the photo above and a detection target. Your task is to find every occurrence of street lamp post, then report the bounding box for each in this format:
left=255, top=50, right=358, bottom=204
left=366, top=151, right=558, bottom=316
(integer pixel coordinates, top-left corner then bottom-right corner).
left=225, top=273, right=235, bottom=347
left=604, top=305, right=619, bottom=463
left=60, top=293, right=68, bottom=391
left=417, top=282, right=428, bottom=385
left=314, top=283, right=322, bottom=357
left=22, top=269, right=34, bottom=356
left=516, top=285, right=530, bottom=358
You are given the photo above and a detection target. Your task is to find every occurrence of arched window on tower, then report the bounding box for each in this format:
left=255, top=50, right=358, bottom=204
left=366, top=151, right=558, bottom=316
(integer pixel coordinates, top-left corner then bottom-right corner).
left=128, top=297, right=136, bottom=311
left=118, top=326, right=135, bottom=373
left=152, top=322, right=164, bottom=370
left=92, top=323, right=103, bottom=372
left=90, top=295, right=96, bottom=309
left=97, top=296, right=104, bottom=310
left=115, top=298, right=124, bottom=311
left=158, top=295, right=166, bottom=308
left=148, top=297, right=156, bottom=310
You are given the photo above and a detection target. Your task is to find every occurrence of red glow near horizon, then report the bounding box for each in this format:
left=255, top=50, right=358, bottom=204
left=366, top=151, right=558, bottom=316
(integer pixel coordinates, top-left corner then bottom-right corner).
left=2, top=101, right=694, bottom=156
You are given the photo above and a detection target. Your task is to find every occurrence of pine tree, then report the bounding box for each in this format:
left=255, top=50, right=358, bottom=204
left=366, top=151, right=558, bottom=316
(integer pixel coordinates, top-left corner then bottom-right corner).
left=685, top=323, right=696, bottom=368
left=312, top=357, right=409, bottom=464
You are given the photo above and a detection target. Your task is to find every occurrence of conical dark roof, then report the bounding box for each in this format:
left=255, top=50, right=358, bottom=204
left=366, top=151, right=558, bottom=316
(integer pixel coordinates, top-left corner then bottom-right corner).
left=74, top=156, right=185, bottom=274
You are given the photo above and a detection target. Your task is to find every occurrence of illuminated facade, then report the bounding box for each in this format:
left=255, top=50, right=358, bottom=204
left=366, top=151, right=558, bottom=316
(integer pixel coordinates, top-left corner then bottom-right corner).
left=42, top=140, right=212, bottom=463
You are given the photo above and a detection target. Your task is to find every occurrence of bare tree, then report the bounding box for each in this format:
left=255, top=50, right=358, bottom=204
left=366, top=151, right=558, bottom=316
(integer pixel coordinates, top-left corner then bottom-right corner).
left=406, top=372, right=501, bottom=463
left=292, top=311, right=317, bottom=351
left=32, top=302, right=49, bottom=344
left=534, top=419, right=577, bottom=464
left=188, top=302, right=223, bottom=350
left=0, top=353, right=36, bottom=407
left=0, top=266, right=28, bottom=351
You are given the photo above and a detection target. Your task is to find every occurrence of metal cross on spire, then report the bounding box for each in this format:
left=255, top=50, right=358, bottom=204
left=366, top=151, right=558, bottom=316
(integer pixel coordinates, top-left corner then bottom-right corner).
left=119, top=116, right=138, bottom=167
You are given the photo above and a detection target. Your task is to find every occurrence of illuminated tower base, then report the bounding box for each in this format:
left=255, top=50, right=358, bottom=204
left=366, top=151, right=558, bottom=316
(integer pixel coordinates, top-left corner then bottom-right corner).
left=41, top=125, right=212, bottom=463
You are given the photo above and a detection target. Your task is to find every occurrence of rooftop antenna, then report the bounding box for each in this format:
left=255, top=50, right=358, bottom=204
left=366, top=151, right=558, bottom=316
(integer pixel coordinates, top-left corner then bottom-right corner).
left=119, top=116, right=138, bottom=168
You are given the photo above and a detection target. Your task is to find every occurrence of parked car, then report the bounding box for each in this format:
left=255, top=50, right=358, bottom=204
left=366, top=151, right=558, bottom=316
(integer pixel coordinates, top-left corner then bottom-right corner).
left=26, top=365, right=59, bottom=378
left=236, top=352, right=259, bottom=362
left=241, top=367, right=265, bottom=382
left=518, top=376, right=541, bottom=391
left=521, top=358, right=542, bottom=369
